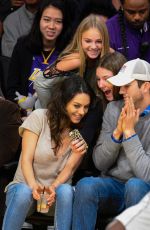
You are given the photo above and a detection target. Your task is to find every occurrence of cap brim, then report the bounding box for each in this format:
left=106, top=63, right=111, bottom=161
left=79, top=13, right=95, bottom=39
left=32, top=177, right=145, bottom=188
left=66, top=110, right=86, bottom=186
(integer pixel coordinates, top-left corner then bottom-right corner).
left=107, top=73, right=134, bottom=86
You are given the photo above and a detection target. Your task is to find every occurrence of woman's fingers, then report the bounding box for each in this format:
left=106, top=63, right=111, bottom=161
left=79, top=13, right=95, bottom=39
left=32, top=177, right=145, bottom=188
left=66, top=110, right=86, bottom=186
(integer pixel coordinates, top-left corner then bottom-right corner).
left=71, top=139, right=88, bottom=153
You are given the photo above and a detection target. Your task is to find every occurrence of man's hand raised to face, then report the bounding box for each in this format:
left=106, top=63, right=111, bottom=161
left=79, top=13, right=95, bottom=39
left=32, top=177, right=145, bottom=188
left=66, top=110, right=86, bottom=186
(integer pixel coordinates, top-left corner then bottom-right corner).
left=122, top=95, right=140, bottom=138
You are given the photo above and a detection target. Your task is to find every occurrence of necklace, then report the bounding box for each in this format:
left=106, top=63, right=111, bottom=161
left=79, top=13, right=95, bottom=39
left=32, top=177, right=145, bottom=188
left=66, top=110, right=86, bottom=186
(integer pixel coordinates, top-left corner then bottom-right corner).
left=42, top=48, right=55, bottom=64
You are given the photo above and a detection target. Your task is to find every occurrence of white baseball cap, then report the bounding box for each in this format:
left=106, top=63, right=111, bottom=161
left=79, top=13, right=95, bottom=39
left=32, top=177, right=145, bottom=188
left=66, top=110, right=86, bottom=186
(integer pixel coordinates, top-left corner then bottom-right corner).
left=107, top=58, right=150, bottom=86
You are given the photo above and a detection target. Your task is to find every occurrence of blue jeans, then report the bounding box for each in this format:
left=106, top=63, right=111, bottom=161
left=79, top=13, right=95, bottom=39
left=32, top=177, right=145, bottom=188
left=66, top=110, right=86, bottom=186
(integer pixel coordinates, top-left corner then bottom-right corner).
left=3, top=183, right=75, bottom=230
left=55, top=184, right=75, bottom=230
left=2, top=183, right=34, bottom=230
left=72, top=177, right=150, bottom=230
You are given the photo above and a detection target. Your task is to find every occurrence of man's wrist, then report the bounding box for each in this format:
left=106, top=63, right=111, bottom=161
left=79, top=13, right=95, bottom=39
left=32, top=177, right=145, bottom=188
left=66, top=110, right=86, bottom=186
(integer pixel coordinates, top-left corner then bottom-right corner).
left=113, top=129, right=122, bottom=140
left=123, top=129, right=135, bottom=139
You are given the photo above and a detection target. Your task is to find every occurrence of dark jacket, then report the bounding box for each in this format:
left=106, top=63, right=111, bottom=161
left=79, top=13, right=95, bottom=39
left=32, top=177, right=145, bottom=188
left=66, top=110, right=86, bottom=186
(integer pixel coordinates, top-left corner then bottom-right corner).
left=0, top=98, right=22, bottom=167
left=72, top=99, right=103, bottom=184
left=6, top=37, right=33, bottom=101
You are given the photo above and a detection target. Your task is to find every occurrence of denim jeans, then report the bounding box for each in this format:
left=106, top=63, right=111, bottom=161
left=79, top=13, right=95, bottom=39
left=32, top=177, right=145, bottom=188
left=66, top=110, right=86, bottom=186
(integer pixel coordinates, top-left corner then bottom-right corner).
left=3, top=183, right=75, bottom=230
left=2, top=183, right=34, bottom=230
left=72, top=177, right=150, bottom=230
left=55, top=184, right=75, bottom=230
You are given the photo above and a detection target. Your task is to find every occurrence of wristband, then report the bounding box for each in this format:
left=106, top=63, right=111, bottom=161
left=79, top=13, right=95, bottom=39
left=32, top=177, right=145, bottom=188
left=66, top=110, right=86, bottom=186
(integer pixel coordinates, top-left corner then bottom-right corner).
left=123, top=133, right=137, bottom=142
left=111, top=134, right=122, bottom=143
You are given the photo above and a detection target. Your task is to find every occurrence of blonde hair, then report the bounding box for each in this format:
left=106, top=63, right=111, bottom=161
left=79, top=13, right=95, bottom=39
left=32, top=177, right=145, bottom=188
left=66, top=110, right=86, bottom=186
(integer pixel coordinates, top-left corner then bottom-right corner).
left=58, top=14, right=110, bottom=77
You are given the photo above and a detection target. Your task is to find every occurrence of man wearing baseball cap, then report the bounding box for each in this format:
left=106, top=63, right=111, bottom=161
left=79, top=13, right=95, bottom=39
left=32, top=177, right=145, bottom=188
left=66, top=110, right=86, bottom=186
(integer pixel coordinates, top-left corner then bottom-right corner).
left=72, top=58, right=150, bottom=230
left=108, top=58, right=150, bottom=86
left=104, top=59, right=150, bottom=230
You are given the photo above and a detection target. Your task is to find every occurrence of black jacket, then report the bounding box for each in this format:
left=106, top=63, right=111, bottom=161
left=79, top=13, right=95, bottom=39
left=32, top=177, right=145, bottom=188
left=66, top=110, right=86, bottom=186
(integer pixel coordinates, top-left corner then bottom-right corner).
left=6, top=37, right=33, bottom=101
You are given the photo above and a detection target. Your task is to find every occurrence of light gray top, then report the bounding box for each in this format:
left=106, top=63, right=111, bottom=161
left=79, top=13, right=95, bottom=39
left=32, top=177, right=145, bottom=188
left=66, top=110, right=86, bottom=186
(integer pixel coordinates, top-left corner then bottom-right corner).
left=1, top=4, right=35, bottom=57
left=34, top=71, right=66, bottom=109
left=34, top=71, right=60, bottom=108
left=12, top=109, right=72, bottom=187
left=93, top=100, right=150, bottom=183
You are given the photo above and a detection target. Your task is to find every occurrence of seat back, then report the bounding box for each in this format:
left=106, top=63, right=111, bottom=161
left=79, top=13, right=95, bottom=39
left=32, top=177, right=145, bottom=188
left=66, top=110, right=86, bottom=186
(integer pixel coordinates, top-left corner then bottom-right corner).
left=0, top=55, right=11, bottom=97
left=0, top=98, right=21, bottom=228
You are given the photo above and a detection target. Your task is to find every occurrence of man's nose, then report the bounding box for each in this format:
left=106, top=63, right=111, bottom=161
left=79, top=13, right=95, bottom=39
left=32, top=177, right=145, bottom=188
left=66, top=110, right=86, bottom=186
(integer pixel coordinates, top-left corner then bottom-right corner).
left=134, top=13, right=141, bottom=21
left=119, top=86, right=125, bottom=94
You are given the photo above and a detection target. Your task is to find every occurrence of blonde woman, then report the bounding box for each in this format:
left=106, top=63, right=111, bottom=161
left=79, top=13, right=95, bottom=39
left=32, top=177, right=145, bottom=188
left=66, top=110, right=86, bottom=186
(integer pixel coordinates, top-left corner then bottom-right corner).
left=35, top=13, right=110, bottom=108
left=55, top=13, right=110, bottom=77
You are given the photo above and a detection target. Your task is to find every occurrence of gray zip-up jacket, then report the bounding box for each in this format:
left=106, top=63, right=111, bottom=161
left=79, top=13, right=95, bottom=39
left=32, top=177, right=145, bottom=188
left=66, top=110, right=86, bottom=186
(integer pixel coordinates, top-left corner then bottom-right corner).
left=93, top=100, right=150, bottom=183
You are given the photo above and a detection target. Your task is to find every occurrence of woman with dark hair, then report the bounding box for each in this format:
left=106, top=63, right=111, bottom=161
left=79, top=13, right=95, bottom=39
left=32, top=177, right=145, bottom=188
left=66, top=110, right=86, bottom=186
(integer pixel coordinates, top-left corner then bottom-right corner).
left=2, top=75, right=91, bottom=230
left=6, top=0, right=79, bottom=114
left=96, top=51, right=127, bottom=110
left=28, top=0, right=80, bottom=53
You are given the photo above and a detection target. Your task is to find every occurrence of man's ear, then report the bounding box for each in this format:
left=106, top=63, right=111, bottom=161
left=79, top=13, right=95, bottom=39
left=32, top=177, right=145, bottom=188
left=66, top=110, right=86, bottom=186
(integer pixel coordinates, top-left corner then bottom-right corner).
left=142, top=82, right=150, bottom=93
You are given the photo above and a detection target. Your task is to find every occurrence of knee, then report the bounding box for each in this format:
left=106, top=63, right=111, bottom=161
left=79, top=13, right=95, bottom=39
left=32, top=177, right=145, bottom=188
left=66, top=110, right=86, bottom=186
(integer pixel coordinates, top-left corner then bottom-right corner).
left=6, top=183, right=32, bottom=207
left=106, top=220, right=125, bottom=230
left=125, top=178, right=150, bottom=207
left=15, top=183, right=32, bottom=200
left=126, top=178, right=148, bottom=193
left=75, top=177, right=96, bottom=200
left=56, top=184, right=74, bottom=201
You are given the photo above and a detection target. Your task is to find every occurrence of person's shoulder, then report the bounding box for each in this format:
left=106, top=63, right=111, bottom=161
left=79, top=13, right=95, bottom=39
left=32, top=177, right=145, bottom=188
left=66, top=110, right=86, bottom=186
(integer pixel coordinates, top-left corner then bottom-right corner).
left=106, top=100, right=123, bottom=112
left=19, top=109, right=47, bottom=136
left=21, top=109, right=47, bottom=127
left=31, top=109, right=48, bottom=121
left=3, top=5, right=24, bottom=24
left=15, top=35, right=28, bottom=46
left=0, top=98, right=18, bottom=111
left=31, top=109, right=47, bottom=117
left=0, top=98, right=21, bottom=124
left=12, top=35, right=29, bottom=52
left=106, top=14, right=119, bottom=25
left=102, top=100, right=123, bottom=123
left=0, top=99, right=19, bottom=116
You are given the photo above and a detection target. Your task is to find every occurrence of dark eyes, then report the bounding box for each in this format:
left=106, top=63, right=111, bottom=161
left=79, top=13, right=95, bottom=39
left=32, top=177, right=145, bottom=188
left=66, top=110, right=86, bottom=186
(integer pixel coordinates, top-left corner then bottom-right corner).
left=43, top=17, right=63, bottom=24
left=84, top=105, right=89, bottom=110
left=74, top=104, right=80, bottom=108
left=125, top=9, right=147, bottom=15
left=124, top=85, right=130, bottom=88
left=74, top=104, right=89, bottom=110
left=84, top=40, right=102, bottom=43
left=55, top=20, right=63, bottom=24
left=96, top=77, right=110, bottom=81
